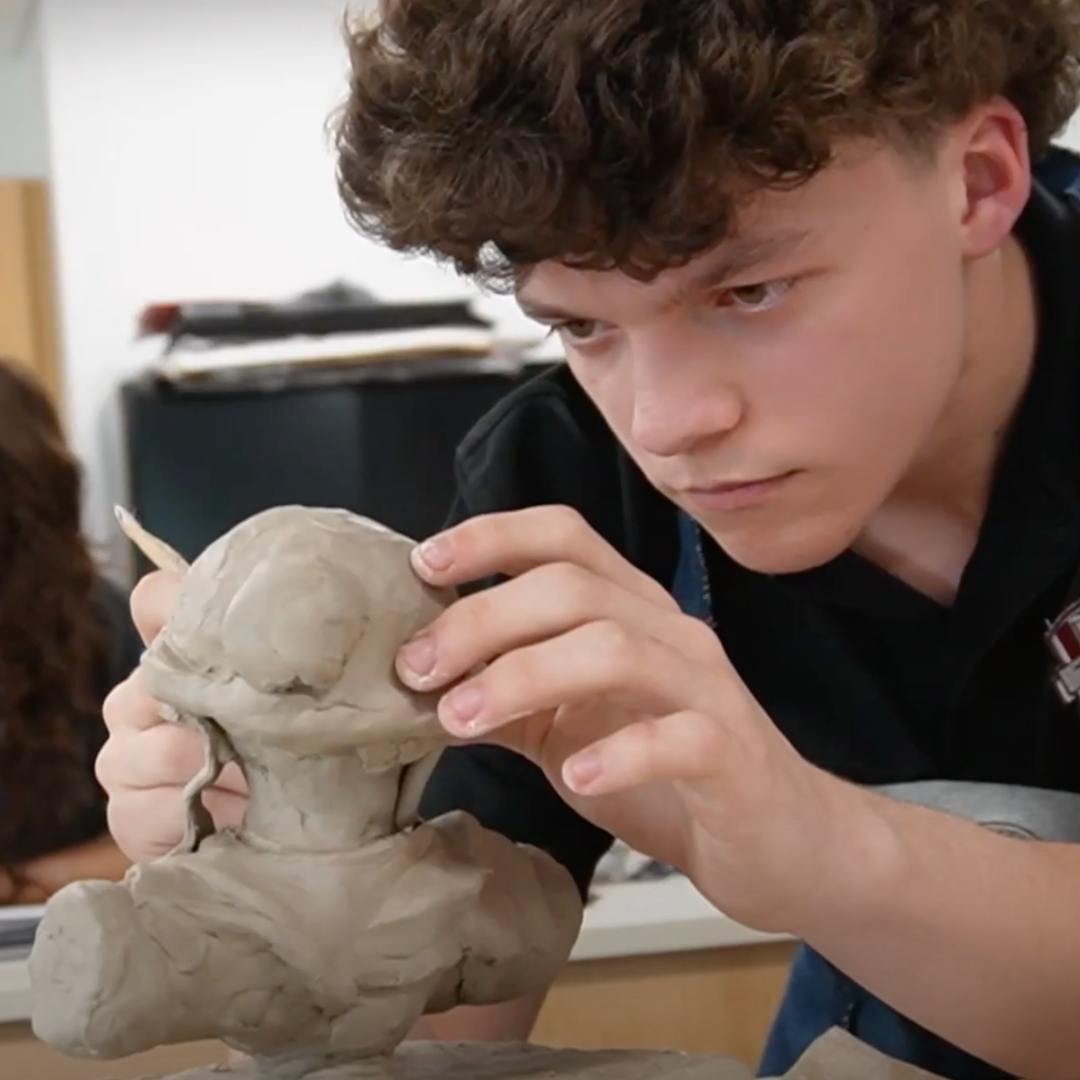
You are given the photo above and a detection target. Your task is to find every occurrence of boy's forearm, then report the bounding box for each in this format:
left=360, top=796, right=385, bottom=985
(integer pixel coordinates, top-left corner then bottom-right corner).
left=789, top=785, right=1080, bottom=1080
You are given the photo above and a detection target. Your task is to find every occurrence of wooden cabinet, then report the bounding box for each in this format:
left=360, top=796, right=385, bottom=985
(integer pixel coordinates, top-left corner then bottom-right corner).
left=0, top=178, right=62, bottom=405
left=533, top=941, right=796, bottom=1067
left=0, top=1028, right=227, bottom=1079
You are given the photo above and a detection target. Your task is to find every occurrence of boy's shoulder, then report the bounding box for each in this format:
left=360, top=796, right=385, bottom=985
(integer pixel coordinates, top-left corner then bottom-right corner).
left=1031, top=145, right=1080, bottom=272
left=455, top=362, right=610, bottom=485
left=1035, top=144, right=1080, bottom=205
left=1028, top=145, right=1080, bottom=380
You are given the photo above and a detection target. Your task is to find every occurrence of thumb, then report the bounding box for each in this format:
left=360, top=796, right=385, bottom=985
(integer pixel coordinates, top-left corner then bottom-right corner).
left=129, top=570, right=183, bottom=648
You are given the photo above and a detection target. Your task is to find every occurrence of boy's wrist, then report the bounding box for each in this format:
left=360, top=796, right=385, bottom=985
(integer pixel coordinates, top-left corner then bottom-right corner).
left=782, top=775, right=911, bottom=941
left=682, top=765, right=908, bottom=937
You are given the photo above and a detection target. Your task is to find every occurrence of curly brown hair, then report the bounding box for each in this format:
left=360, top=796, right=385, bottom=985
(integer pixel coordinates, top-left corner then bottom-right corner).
left=335, top=0, right=1080, bottom=290
left=0, top=358, right=108, bottom=856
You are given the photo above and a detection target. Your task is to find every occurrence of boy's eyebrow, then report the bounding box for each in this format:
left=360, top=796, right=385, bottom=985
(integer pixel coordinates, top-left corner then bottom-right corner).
left=671, top=226, right=815, bottom=304
left=517, top=225, right=814, bottom=322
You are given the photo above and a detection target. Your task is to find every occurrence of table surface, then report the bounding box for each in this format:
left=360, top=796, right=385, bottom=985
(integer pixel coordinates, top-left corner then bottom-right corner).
left=0, top=875, right=791, bottom=1025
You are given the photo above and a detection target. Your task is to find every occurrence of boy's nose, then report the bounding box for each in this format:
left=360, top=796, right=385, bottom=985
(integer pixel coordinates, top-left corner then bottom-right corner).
left=629, top=358, right=744, bottom=459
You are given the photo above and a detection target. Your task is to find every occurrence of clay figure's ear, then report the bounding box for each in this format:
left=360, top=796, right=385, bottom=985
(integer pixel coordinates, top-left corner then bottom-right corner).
left=220, top=553, right=369, bottom=695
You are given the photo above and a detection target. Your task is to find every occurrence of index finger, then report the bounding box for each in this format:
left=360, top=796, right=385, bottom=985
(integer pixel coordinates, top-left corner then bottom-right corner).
left=412, top=505, right=680, bottom=612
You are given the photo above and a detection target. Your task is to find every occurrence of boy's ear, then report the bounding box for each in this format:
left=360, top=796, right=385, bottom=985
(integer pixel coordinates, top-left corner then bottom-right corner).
left=954, top=99, right=1032, bottom=260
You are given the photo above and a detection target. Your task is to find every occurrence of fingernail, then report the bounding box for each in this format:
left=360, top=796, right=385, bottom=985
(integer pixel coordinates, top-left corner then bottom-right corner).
left=565, top=752, right=603, bottom=792
left=413, top=535, right=453, bottom=573
left=440, top=684, right=485, bottom=731
left=399, top=635, right=437, bottom=680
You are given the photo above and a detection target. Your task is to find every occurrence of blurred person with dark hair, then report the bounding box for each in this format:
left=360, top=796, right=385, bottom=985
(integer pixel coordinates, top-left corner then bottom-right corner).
left=0, top=357, right=140, bottom=903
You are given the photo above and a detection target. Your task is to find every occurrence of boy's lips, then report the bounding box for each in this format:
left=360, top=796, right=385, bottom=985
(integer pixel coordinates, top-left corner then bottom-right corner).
left=680, top=471, right=797, bottom=511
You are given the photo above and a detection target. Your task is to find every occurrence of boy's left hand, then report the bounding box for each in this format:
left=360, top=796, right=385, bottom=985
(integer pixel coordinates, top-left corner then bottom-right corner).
left=396, top=506, right=877, bottom=932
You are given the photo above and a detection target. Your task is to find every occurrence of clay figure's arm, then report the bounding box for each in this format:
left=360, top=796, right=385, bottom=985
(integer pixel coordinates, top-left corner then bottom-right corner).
left=29, top=869, right=312, bottom=1060
left=32, top=878, right=202, bottom=1058
left=421, top=810, right=584, bottom=1012
left=411, top=744, right=602, bottom=1040
left=420, top=744, right=611, bottom=899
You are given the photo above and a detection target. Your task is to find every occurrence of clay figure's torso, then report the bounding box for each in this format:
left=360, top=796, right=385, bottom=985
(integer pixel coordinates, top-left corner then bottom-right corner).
left=125, top=821, right=488, bottom=1049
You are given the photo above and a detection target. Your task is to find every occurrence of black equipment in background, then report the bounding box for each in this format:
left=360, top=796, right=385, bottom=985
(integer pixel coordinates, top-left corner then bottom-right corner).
left=119, top=361, right=551, bottom=574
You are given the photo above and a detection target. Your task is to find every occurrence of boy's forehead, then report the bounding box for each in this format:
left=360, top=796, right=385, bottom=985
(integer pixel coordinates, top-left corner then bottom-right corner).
left=512, top=145, right=932, bottom=315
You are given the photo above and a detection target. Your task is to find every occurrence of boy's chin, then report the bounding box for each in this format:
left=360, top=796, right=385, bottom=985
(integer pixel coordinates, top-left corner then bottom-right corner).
left=705, top=517, right=856, bottom=577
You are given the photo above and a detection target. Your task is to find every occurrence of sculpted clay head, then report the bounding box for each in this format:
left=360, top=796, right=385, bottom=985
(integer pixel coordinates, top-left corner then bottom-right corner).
left=140, top=505, right=454, bottom=764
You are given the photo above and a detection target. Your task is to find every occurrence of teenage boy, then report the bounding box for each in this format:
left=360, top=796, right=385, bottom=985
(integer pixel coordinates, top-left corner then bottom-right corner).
left=99, top=3, right=1080, bottom=1077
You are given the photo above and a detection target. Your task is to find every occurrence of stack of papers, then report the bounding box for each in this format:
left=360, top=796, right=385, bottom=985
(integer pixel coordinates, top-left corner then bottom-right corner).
left=156, top=325, right=499, bottom=381
left=135, top=284, right=529, bottom=391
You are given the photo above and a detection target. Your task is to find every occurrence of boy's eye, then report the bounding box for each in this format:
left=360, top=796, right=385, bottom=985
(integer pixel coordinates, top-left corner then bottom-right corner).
left=544, top=279, right=793, bottom=344
left=555, top=319, right=599, bottom=341
left=731, top=284, right=773, bottom=306
left=722, top=280, right=792, bottom=312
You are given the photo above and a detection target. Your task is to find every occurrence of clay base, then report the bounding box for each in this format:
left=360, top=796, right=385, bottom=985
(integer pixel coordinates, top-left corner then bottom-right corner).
left=125, top=1031, right=947, bottom=1080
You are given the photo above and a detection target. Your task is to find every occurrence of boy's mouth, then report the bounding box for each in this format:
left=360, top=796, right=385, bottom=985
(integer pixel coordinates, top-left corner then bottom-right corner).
left=681, top=471, right=798, bottom=511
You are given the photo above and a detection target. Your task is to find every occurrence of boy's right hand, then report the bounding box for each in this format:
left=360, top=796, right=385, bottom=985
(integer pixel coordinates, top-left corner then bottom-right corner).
left=96, top=571, right=249, bottom=863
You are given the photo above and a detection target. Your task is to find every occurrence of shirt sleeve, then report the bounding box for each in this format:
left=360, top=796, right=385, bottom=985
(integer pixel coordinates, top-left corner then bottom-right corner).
left=417, top=492, right=614, bottom=900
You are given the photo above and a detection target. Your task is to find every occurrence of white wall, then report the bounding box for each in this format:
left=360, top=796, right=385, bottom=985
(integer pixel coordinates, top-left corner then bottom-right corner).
left=0, top=6, right=47, bottom=177
left=37, top=0, right=533, bottom=562
left=1064, top=119, right=1080, bottom=153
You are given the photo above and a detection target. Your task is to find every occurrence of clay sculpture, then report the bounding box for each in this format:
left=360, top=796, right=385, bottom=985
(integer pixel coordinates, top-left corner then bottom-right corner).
left=29, top=506, right=584, bottom=1075
left=27, top=505, right=965, bottom=1080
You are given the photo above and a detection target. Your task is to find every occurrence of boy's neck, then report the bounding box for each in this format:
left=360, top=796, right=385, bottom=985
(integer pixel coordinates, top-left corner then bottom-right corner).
left=853, top=234, right=1039, bottom=602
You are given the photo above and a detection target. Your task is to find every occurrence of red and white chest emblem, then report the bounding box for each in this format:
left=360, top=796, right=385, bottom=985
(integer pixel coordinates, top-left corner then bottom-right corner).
left=1047, top=599, right=1080, bottom=703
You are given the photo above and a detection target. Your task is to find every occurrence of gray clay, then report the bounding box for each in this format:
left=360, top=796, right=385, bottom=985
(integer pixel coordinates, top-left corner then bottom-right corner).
left=29, top=507, right=583, bottom=1069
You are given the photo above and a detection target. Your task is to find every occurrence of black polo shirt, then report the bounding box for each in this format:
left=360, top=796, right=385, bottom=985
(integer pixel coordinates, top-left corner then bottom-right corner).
left=419, top=177, right=1080, bottom=897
